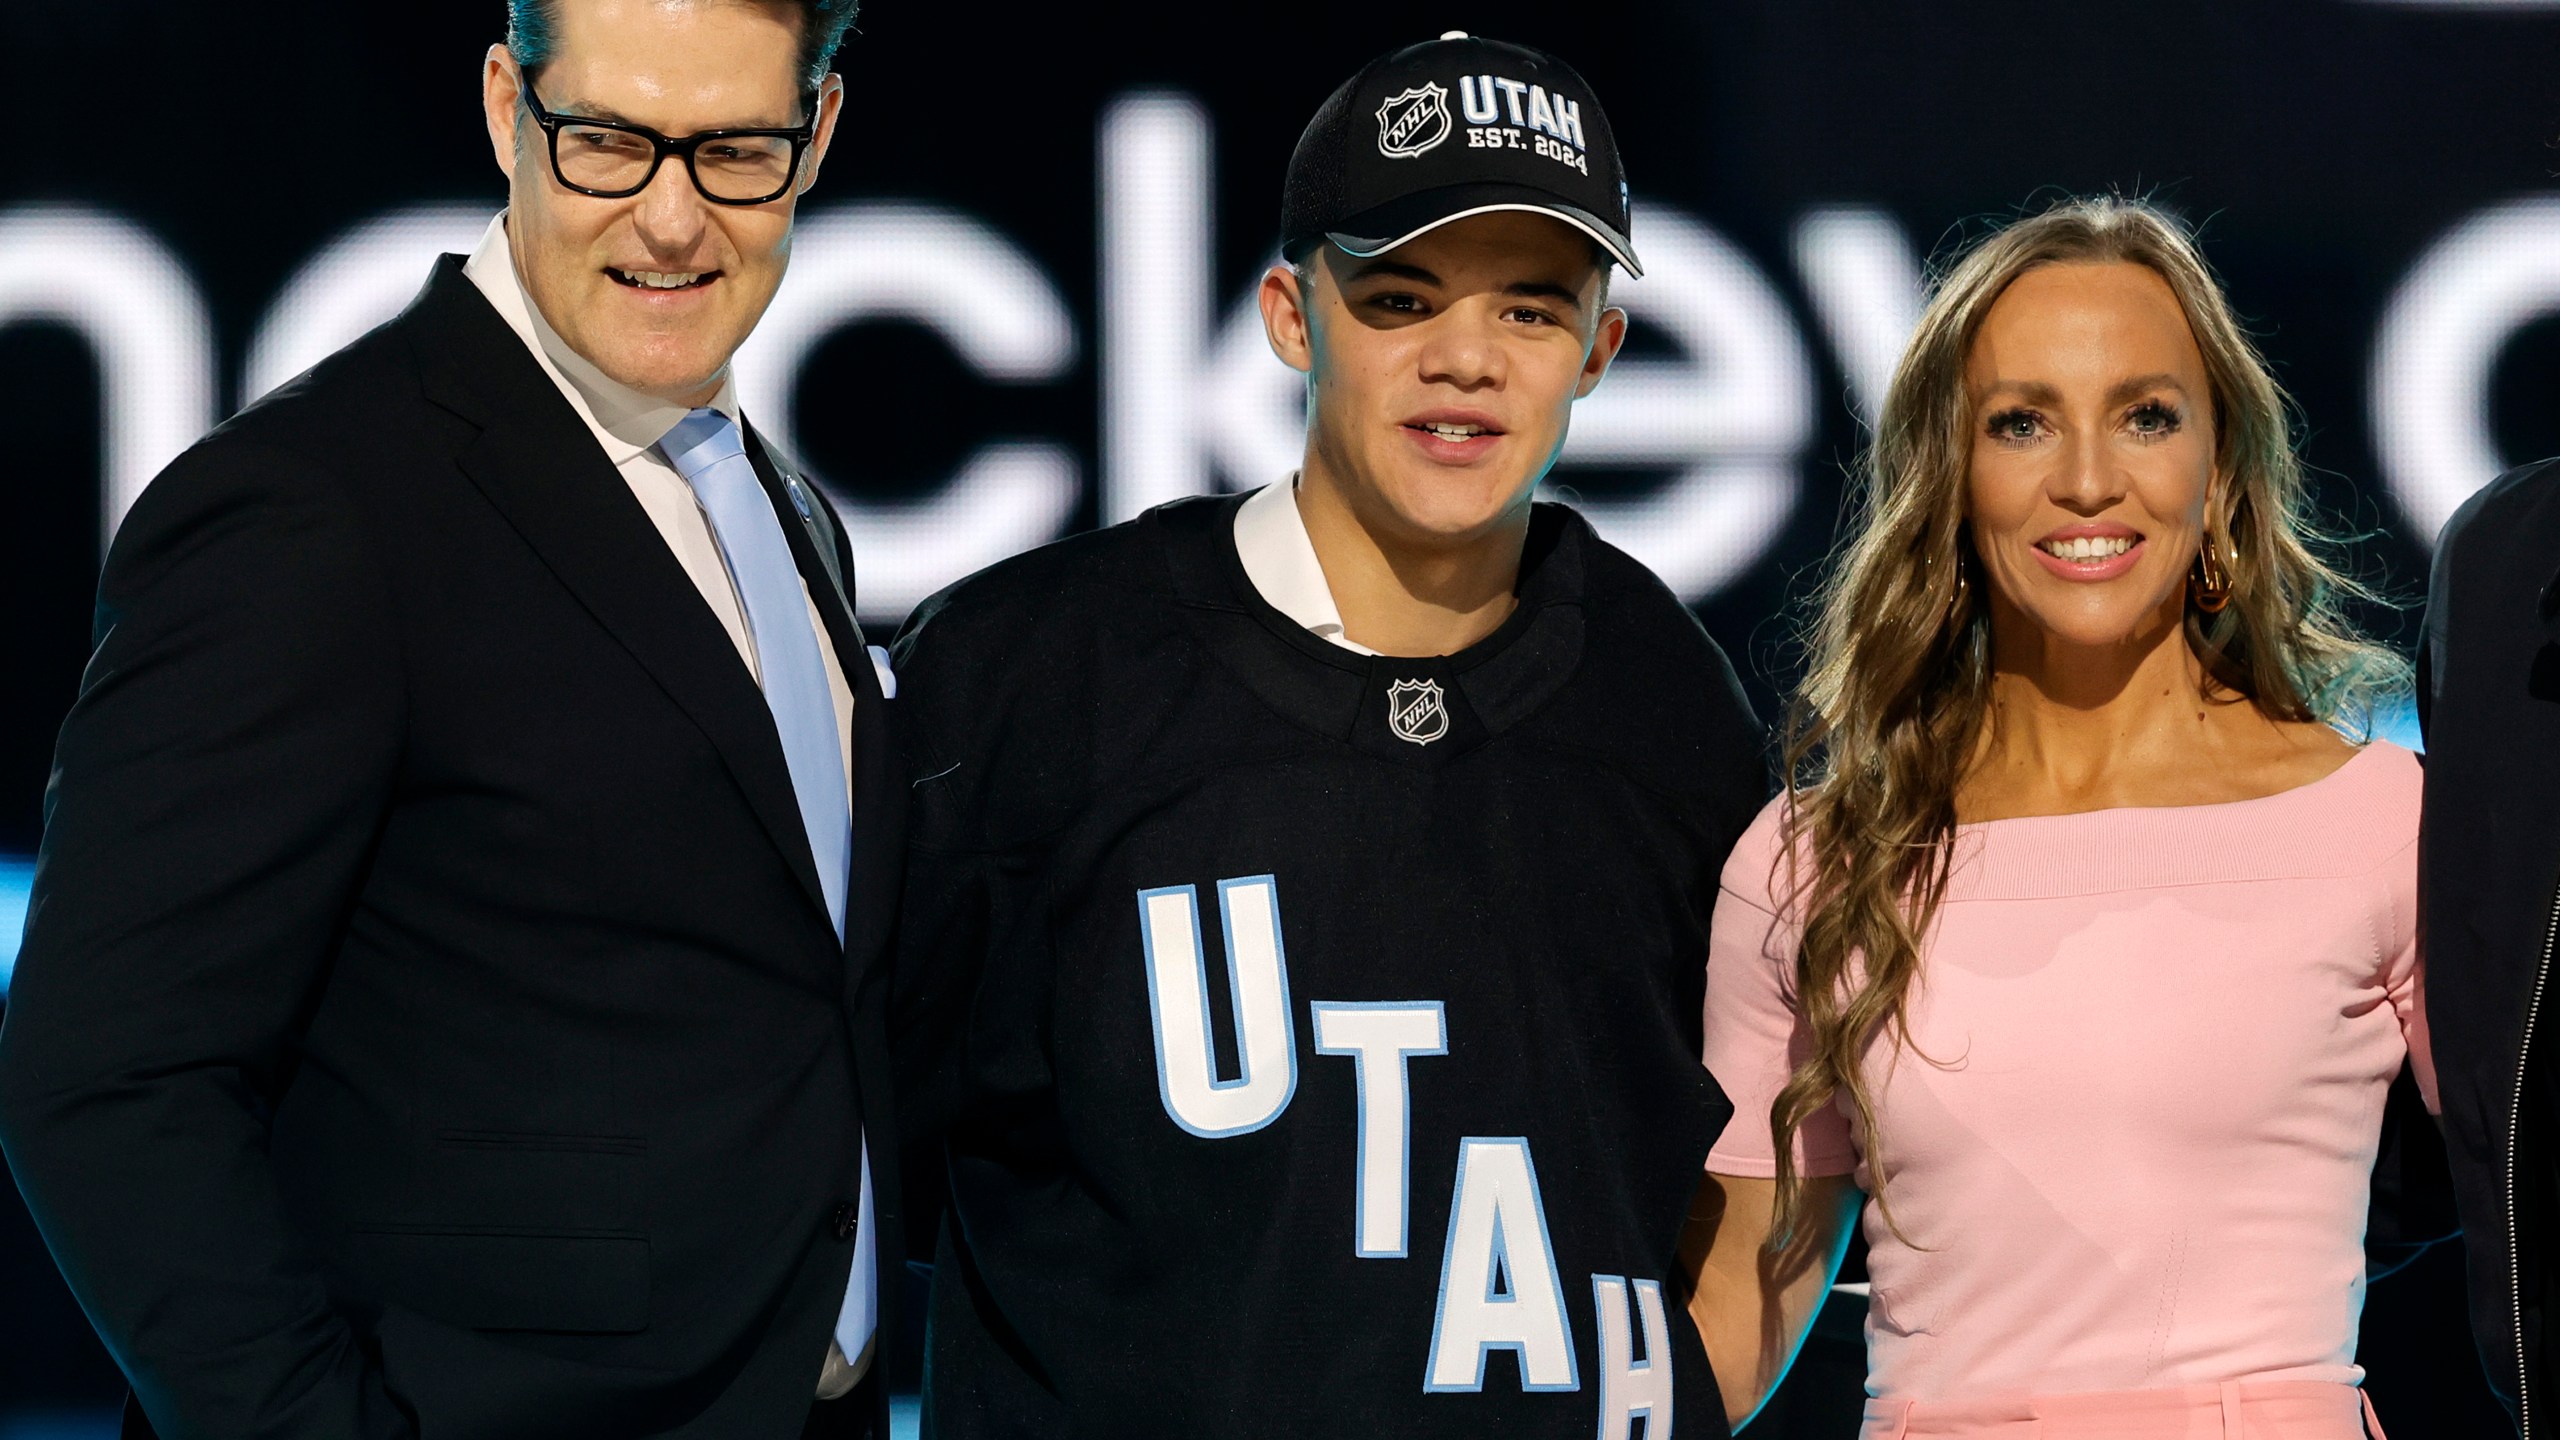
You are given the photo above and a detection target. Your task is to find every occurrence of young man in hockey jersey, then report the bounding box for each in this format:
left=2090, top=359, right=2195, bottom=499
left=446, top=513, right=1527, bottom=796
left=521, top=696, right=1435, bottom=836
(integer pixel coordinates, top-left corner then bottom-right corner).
left=891, top=32, right=1764, bottom=1438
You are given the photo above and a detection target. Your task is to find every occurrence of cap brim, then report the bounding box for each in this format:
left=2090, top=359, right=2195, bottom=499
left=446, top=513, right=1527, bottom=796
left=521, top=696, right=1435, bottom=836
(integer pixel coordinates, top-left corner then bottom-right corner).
left=1326, top=187, right=1641, bottom=278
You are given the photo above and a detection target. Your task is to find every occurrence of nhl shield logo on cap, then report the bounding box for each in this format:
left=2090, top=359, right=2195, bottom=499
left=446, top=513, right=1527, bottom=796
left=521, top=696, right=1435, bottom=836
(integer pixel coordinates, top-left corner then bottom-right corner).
left=1387, top=678, right=1450, bottom=745
left=1375, top=83, right=1452, bottom=159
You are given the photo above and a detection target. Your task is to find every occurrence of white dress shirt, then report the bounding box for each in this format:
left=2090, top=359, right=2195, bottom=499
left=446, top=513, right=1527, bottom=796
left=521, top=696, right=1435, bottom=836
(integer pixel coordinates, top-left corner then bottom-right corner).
left=1232, top=476, right=1377, bottom=656
left=462, top=216, right=872, bottom=1396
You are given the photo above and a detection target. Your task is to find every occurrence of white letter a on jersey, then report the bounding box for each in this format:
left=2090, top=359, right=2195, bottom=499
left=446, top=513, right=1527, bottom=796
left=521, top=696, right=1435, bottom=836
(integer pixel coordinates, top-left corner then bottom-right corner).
left=1425, top=1137, right=1580, bottom=1393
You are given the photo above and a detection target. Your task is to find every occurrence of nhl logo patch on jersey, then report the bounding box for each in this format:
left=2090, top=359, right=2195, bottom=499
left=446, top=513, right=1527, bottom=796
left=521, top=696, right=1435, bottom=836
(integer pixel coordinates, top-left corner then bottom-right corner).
left=1387, top=678, right=1450, bottom=746
left=1375, top=83, right=1452, bottom=159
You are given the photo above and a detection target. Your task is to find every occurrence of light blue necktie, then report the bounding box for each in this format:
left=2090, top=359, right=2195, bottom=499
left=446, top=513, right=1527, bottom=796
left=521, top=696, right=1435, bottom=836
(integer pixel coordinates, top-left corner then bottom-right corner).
left=660, top=408, right=876, bottom=1368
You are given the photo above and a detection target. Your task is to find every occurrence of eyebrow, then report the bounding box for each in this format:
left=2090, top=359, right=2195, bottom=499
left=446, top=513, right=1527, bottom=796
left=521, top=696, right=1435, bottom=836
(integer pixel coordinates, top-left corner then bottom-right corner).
left=1503, top=280, right=1585, bottom=310
left=2104, top=373, right=2189, bottom=405
left=1979, top=374, right=2191, bottom=407
left=544, top=93, right=804, bottom=131
left=525, top=76, right=627, bottom=124
left=1979, top=379, right=2061, bottom=407
left=1340, top=259, right=1586, bottom=309
left=1343, top=258, right=1441, bottom=287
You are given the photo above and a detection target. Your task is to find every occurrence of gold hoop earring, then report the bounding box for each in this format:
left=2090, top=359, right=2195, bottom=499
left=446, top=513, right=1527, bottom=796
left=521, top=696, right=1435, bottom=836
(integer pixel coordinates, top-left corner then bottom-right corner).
left=2191, top=536, right=2235, bottom=614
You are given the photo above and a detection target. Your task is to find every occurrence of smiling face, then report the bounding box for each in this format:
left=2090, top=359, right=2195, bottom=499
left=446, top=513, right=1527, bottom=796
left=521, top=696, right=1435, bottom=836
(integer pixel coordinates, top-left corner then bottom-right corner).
left=1260, top=211, right=1627, bottom=551
left=1963, top=260, right=2221, bottom=656
left=480, top=0, right=843, bottom=405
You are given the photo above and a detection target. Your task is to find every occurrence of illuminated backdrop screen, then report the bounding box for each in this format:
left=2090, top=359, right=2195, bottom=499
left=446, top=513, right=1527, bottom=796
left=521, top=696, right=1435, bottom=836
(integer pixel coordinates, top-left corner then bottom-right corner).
left=3, top=0, right=2557, bottom=1429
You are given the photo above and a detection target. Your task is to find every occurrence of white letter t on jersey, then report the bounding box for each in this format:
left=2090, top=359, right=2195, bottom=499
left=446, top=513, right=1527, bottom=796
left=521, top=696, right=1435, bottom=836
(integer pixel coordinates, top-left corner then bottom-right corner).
left=1311, top=1001, right=1447, bottom=1258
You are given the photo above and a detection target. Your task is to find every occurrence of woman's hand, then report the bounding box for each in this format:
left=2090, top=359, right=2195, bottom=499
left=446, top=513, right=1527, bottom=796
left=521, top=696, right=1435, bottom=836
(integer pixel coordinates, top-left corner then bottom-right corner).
left=1678, top=1170, right=1861, bottom=1429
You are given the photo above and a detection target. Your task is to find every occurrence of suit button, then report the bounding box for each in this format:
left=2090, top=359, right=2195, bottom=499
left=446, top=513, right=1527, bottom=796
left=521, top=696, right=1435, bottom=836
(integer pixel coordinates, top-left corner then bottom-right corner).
left=832, top=1202, right=858, bottom=1241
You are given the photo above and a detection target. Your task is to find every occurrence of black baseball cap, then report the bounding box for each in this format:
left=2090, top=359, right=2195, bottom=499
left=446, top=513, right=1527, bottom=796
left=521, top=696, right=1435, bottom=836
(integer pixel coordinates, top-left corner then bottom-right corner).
left=1281, top=32, right=1639, bottom=277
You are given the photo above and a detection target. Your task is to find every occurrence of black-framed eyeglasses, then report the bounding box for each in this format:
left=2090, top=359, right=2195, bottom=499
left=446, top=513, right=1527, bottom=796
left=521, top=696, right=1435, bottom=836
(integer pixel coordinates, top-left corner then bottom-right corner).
left=519, top=72, right=817, bottom=207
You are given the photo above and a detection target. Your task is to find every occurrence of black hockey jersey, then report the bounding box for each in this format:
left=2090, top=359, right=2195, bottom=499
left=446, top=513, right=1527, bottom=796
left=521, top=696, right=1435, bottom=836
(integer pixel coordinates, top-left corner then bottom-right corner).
left=889, top=493, right=1766, bottom=1439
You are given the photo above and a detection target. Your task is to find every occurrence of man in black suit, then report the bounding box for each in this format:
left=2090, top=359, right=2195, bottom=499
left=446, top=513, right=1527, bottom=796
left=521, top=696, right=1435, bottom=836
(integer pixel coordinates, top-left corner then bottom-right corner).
left=0, top=3, right=899, bottom=1436
left=2423, top=456, right=2560, bottom=1434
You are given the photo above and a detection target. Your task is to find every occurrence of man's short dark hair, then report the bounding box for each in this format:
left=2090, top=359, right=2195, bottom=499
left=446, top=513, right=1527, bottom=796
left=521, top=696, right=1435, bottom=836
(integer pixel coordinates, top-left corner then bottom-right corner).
left=507, top=0, right=858, bottom=97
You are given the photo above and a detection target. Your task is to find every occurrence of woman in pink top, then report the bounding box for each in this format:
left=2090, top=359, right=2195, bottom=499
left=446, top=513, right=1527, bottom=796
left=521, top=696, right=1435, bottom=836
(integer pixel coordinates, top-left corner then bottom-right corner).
left=1682, top=196, right=2429, bottom=1439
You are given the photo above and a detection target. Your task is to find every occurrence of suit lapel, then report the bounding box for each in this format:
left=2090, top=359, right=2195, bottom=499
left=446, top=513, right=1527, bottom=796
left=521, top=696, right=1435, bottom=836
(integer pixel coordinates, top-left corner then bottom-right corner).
left=744, top=425, right=854, bottom=617
left=407, top=258, right=832, bottom=925
left=743, top=431, right=907, bottom=994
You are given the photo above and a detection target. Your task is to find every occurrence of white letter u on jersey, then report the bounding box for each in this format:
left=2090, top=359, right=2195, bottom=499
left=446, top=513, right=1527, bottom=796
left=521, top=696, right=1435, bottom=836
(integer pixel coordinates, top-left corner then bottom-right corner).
left=1137, top=875, right=1298, bottom=1138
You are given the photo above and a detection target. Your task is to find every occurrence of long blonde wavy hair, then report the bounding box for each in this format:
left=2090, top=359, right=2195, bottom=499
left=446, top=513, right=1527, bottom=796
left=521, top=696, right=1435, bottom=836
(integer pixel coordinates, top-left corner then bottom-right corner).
left=1767, top=196, right=2405, bottom=1240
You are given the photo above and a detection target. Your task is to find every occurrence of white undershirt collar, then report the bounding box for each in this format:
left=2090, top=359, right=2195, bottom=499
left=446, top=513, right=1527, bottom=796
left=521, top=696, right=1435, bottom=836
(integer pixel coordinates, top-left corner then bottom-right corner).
left=1233, top=477, right=1376, bottom=656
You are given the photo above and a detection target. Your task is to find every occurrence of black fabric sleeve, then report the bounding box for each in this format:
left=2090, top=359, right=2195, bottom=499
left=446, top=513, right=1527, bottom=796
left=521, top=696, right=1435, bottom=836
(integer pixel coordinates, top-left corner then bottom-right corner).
left=2417, top=497, right=2457, bottom=744
left=883, top=845, right=993, bottom=1271
left=879, top=601, right=994, bottom=1267
left=2369, top=489, right=2463, bottom=1279
left=0, top=442, right=414, bottom=1440
left=2368, top=1059, right=2462, bottom=1279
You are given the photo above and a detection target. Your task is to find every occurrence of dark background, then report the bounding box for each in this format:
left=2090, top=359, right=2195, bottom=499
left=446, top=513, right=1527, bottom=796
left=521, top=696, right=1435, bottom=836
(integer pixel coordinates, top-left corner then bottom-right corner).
left=6, top=1, right=2560, bottom=1433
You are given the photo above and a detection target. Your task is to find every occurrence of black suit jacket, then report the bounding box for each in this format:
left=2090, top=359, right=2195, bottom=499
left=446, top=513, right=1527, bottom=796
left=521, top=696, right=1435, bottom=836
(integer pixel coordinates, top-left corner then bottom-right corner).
left=0, top=256, right=905, bottom=1440
left=2422, top=455, right=2560, bottom=1433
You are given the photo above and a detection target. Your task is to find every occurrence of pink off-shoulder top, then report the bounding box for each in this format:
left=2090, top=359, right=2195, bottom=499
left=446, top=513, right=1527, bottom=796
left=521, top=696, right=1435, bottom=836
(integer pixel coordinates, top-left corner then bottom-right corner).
left=1701, top=742, right=2436, bottom=1403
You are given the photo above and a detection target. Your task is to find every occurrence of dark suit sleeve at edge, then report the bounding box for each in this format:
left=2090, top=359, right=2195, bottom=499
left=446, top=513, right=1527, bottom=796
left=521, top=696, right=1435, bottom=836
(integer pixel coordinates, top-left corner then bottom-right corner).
left=2361, top=479, right=2469, bottom=1280
left=0, top=442, right=414, bottom=1440
left=877, top=600, right=994, bottom=1270
left=2417, top=489, right=2462, bottom=745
